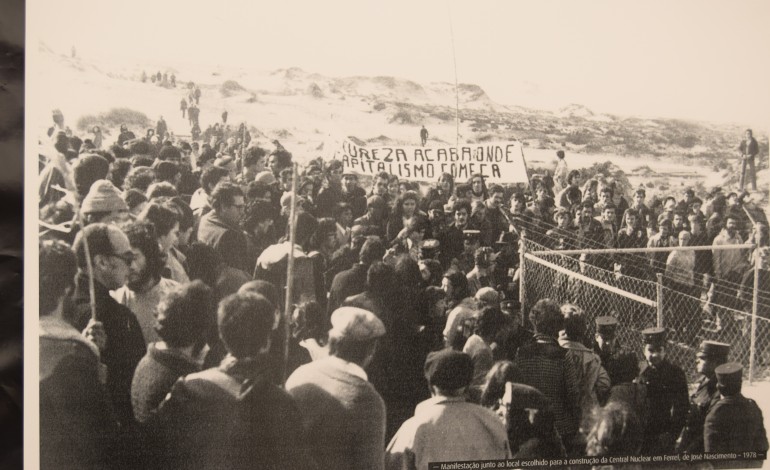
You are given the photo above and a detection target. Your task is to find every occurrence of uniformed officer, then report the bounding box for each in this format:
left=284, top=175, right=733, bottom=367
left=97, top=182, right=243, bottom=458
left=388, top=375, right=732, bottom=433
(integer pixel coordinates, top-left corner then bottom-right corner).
left=636, top=327, right=689, bottom=455
left=704, top=362, right=768, bottom=468
left=676, top=340, right=730, bottom=454
left=593, top=316, right=623, bottom=385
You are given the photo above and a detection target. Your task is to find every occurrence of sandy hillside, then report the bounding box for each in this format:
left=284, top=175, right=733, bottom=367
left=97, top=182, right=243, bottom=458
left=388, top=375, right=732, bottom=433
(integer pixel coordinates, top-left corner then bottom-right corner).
left=33, top=45, right=768, bottom=214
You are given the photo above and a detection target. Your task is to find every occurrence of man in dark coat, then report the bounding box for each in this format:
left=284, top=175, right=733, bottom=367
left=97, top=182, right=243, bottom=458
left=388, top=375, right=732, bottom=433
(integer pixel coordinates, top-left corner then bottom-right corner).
left=340, top=172, right=367, bottom=219
left=196, top=181, right=251, bottom=273
left=704, top=362, right=768, bottom=468
left=327, top=237, right=385, bottom=317
left=739, top=129, right=759, bottom=191
left=40, top=240, right=119, bottom=469
left=151, top=292, right=311, bottom=470
left=514, top=299, right=581, bottom=455
left=472, top=184, right=509, bottom=248
left=65, top=224, right=147, bottom=428
left=635, top=327, right=688, bottom=455
left=676, top=340, right=730, bottom=454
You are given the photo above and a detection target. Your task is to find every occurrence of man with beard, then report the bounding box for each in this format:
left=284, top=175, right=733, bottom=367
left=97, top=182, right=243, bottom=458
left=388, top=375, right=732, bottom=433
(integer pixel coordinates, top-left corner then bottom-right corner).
left=112, top=221, right=180, bottom=345
left=473, top=184, right=508, bottom=247
left=340, top=172, right=367, bottom=219
left=635, top=327, right=688, bottom=455
left=65, top=223, right=146, bottom=428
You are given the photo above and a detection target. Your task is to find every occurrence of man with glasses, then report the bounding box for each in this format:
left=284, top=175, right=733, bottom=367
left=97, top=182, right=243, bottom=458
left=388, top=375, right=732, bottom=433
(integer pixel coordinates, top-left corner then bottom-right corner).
left=65, top=223, right=146, bottom=429
left=197, top=181, right=250, bottom=274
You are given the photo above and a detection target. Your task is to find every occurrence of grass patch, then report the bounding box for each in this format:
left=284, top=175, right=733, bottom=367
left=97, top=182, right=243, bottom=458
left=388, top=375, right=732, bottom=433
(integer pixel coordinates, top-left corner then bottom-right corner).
left=76, top=108, right=151, bottom=132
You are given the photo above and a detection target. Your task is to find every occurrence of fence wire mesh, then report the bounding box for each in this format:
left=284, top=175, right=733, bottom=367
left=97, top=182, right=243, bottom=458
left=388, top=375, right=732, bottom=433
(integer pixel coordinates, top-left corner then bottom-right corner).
left=521, top=238, right=770, bottom=382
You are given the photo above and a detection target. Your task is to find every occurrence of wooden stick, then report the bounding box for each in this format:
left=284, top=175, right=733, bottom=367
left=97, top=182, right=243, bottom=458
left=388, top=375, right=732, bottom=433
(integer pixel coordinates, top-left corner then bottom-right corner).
left=283, top=162, right=299, bottom=385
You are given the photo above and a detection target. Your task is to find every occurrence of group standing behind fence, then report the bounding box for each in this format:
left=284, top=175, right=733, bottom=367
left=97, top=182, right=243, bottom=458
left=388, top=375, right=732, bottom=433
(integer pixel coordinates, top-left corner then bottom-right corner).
left=38, top=108, right=769, bottom=469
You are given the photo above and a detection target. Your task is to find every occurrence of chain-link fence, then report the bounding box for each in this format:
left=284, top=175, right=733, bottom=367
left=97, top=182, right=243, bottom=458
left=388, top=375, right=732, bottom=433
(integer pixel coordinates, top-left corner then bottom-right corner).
left=520, top=238, right=769, bottom=382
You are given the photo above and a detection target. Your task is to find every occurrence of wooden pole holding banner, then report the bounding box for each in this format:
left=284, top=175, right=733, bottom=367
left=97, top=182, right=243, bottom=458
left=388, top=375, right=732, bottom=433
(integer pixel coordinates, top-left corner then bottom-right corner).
left=283, top=162, right=299, bottom=385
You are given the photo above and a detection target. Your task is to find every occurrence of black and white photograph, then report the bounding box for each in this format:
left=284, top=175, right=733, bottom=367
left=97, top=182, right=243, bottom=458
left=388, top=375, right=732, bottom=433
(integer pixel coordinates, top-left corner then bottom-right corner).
left=27, top=0, right=769, bottom=469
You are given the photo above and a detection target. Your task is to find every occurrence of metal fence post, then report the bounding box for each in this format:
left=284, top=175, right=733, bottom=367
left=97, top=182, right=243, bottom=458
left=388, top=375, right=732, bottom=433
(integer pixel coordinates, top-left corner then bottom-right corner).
left=519, top=235, right=527, bottom=311
left=749, top=251, right=760, bottom=384
left=656, top=273, right=664, bottom=328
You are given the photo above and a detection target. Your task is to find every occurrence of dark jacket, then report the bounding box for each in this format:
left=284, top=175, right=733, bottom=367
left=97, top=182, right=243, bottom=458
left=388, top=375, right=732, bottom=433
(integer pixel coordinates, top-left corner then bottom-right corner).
left=197, top=211, right=251, bottom=273
left=340, top=186, right=367, bottom=219
left=739, top=137, right=759, bottom=159
left=327, top=263, right=369, bottom=317
left=704, top=393, right=768, bottom=456
left=65, top=273, right=146, bottom=427
left=131, top=344, right=201, bottom=424
left=514, top=334, right=581, bottom=442
left=636, top=359, right=689, bottom=455
left=676, top=375, right=720, bottom=454
left=151, top=360, right=311, bottom=470
left=40, top=316, right=119, bottom=470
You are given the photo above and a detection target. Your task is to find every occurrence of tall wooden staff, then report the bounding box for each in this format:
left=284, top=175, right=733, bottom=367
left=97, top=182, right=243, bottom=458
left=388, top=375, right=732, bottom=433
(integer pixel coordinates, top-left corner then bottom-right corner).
left=282, top=162, right=299, bottom=384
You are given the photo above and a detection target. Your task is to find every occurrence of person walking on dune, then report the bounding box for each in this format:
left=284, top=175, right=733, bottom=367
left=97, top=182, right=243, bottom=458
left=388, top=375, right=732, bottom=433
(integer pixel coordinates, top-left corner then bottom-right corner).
left=420, top=126, right=429, bottom=147
left=739, top=129, right=759, bottom=191
left=180, top=98, right=187, bottom=119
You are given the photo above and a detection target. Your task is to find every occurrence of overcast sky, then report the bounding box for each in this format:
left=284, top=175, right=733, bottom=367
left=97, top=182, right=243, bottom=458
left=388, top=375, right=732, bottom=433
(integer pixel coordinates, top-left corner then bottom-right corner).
left=29, top=0, right=770, bottom=128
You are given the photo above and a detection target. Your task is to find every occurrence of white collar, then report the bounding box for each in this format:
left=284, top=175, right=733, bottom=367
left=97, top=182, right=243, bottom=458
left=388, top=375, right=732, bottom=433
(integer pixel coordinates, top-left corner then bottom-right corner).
left=325, top=355, right=368, bottom=381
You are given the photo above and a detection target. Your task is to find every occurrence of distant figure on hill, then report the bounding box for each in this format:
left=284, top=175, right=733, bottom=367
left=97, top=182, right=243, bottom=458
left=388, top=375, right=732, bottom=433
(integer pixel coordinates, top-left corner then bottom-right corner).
left=420, top=125, right=429, bottom=147
left=162, top=72, right=169, bottom=84
left=194, top=87, right=201, bottom=104
left=739, top=129, right=759, bottom=191
left=157, top=116, right=168, bottom=142
left=170, top=73, right=176, bottom=87
left=222, top=110, right=228, bottom=125
left=141, top=71, right=147, bottom=83
left=156, top=72, right=162, bottom=82
left=180, top=98, right=187, bottom=119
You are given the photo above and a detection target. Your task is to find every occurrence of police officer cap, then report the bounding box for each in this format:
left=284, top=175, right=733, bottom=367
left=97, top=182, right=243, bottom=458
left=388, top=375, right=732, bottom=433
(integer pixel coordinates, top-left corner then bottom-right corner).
left=714, top=362, right=742, bottom=387
left=641, top=327, right=666, bottom=347
left=419, top=239, right=441, bottom=258
left=696, top=340, right=730, bottom=361
left=424, top=350, right=474, bottom=391
left=462, top=230, right=481, bottom=241
left=596, top=316, right=618, bottom=336
left=329, top=307, right=385, bottom=341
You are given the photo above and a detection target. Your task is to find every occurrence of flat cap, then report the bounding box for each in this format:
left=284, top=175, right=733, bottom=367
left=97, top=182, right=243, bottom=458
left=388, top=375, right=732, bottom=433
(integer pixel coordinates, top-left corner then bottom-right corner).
left=641, top=326, right=666, bottom=347
left=715, top=362, right=742, bottom=386
left=329, top=307, right=385, bottom=341
left=419, top=239, right=441, bottom=258
left=696, top=340, right=730, bottom=361
left=596, top=316, right=618, bottom=336
left=424, top=349, right=473, bottom=390
left=462, top=229, right=481, bottom=241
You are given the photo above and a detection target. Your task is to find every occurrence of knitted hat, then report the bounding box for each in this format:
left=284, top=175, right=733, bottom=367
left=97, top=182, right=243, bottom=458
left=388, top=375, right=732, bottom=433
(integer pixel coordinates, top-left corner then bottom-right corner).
left=424, top=350, right=473, bottom=390
left=81, top=179, right=129, bottom=214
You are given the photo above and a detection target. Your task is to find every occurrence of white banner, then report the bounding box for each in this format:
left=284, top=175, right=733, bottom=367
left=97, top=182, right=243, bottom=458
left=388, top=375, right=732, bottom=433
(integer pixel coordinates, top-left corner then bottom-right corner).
left=329, top=138, right=530, bottom=183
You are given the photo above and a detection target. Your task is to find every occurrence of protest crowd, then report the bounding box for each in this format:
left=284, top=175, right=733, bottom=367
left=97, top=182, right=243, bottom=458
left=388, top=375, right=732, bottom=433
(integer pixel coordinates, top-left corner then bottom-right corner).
left=38, top=107, right=769, bottom=470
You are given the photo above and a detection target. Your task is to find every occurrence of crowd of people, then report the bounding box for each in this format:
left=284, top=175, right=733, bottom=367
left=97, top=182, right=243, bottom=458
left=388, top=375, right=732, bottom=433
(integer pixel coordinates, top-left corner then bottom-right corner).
left=38, top=112, right=769, bottom=469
